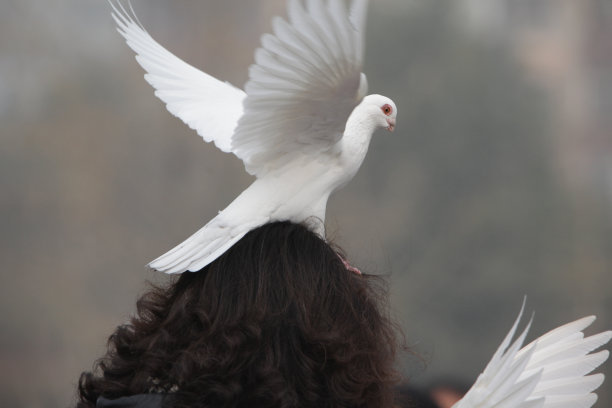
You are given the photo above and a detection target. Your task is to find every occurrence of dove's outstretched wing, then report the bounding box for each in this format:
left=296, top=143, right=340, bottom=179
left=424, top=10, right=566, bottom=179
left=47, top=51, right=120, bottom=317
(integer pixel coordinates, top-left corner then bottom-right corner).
left=110, top=1, right=245, bottom=153
left=112, top=0, right=369, bottom=177
left=112, top=0, right=373, bottom=273
left=454, top=302, right=611, bottom=408
left=232, top=0, right=369, bottom=176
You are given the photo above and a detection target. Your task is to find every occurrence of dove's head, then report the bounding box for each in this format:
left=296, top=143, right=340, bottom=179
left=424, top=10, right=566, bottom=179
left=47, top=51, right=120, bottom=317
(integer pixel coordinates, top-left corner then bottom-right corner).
left=362, top=94, right=397, bottom=132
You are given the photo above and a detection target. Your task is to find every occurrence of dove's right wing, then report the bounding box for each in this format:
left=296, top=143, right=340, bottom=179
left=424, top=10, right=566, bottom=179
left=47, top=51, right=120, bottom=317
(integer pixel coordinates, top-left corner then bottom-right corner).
left=111, top=2, right=245, bottom=153
left=453, top=302, right=611, bottom=408
left=231, top=0, right=370, bottom=177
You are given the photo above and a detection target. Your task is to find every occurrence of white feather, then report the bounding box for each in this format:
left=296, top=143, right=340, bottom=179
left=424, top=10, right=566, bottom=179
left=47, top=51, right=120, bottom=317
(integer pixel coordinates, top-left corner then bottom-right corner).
left=111, top=1, right=400, bottom=274
left=110, top=1, right=245, bottom=153
left=233, top=0, right=368, bottom=176
left=453, top=301, right=611, bottom=408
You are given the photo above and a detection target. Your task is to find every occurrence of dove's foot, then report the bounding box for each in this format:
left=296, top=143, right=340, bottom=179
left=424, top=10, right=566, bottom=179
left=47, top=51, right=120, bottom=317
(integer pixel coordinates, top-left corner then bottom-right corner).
left=337, top=253, right=362, bottom=275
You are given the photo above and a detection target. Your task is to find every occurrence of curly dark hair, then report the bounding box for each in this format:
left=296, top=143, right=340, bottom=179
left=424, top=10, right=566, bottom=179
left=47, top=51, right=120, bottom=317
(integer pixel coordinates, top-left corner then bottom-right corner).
left=77, top=221, right=402, bottom=408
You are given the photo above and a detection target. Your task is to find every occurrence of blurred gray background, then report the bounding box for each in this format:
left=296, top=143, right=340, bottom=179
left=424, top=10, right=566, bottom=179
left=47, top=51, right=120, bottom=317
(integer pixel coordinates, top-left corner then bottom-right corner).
left=1, top=0, right=611, bottom=407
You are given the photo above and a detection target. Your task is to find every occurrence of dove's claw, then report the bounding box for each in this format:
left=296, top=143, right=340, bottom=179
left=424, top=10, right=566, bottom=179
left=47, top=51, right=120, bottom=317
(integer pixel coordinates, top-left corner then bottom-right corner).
left=337, top=253, right=362, bottom=275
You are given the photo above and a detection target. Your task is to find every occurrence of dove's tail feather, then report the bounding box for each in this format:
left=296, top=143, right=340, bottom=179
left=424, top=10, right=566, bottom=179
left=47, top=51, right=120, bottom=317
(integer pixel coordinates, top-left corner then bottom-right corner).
left=148, top=216, right=264, bottom=274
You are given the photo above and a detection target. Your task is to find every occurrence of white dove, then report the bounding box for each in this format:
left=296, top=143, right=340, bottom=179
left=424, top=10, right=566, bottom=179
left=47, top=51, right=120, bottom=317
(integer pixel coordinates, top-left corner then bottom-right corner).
left=453, top=301, right=611, bottom=408
left=111, top=0, right=397, bottom=274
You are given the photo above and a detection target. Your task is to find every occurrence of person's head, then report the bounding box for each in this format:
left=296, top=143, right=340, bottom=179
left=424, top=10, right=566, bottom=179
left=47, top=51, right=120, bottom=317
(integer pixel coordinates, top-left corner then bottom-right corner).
left=394, top=380, right=468, bottom=408
left=426, top=379, right=468, bottom=408
left=78, top=221, right=402, bottom=408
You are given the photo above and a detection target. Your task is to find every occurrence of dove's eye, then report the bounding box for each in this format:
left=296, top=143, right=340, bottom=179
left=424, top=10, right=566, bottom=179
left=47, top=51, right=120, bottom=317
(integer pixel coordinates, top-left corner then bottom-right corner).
left=382, top=104, right=392, bottom=116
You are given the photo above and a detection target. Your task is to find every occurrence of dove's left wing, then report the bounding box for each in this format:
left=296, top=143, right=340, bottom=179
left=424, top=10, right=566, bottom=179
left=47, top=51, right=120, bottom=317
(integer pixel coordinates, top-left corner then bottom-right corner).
left=454, top=303, right=611, bottom=408
left=110, top=1, right=245, bottom=153
left=232, top=0, right=370, bottom=176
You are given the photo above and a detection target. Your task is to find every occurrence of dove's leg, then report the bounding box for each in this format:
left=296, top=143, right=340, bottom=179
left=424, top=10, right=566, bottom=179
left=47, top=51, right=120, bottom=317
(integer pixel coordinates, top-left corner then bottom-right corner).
left=338, top=253, right=362, bottom=275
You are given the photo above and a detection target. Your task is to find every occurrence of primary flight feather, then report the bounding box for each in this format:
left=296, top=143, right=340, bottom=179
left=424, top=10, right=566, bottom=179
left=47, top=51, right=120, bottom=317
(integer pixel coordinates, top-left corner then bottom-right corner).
left=111, top=0, right=397, bottom=274
left=454, top=300, right=611, bottom=408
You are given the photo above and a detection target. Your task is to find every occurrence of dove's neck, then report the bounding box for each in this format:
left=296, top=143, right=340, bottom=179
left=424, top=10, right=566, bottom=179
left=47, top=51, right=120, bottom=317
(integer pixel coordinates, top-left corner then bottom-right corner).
left=340, top=103, right=379, bottom=171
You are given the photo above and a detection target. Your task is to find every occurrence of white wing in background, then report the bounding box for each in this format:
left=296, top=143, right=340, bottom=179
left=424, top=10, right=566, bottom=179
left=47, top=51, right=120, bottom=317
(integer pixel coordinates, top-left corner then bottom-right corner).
left=110, top=1, right=245, bottom=153
left=232, top=0, right=369, bottom=176
left=454, top=301, right=611, bottom=408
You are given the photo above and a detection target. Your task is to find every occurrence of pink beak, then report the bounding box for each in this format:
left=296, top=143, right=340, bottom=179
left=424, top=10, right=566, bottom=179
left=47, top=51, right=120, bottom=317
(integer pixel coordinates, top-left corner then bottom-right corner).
left=386, top=117, right=396, bottom=132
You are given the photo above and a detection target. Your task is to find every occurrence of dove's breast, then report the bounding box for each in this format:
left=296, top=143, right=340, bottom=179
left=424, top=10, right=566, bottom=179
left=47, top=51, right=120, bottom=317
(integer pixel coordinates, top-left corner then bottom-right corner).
left=224, top=154, right=347, bottom=234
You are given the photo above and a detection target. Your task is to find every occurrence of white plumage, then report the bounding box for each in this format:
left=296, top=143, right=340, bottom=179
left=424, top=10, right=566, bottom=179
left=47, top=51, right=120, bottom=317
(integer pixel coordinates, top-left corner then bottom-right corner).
left=110, top=6, right=611, bottom=406
left=453, top=301, right=611, bottom=408
left=111, top=0, right=397, bottom=274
